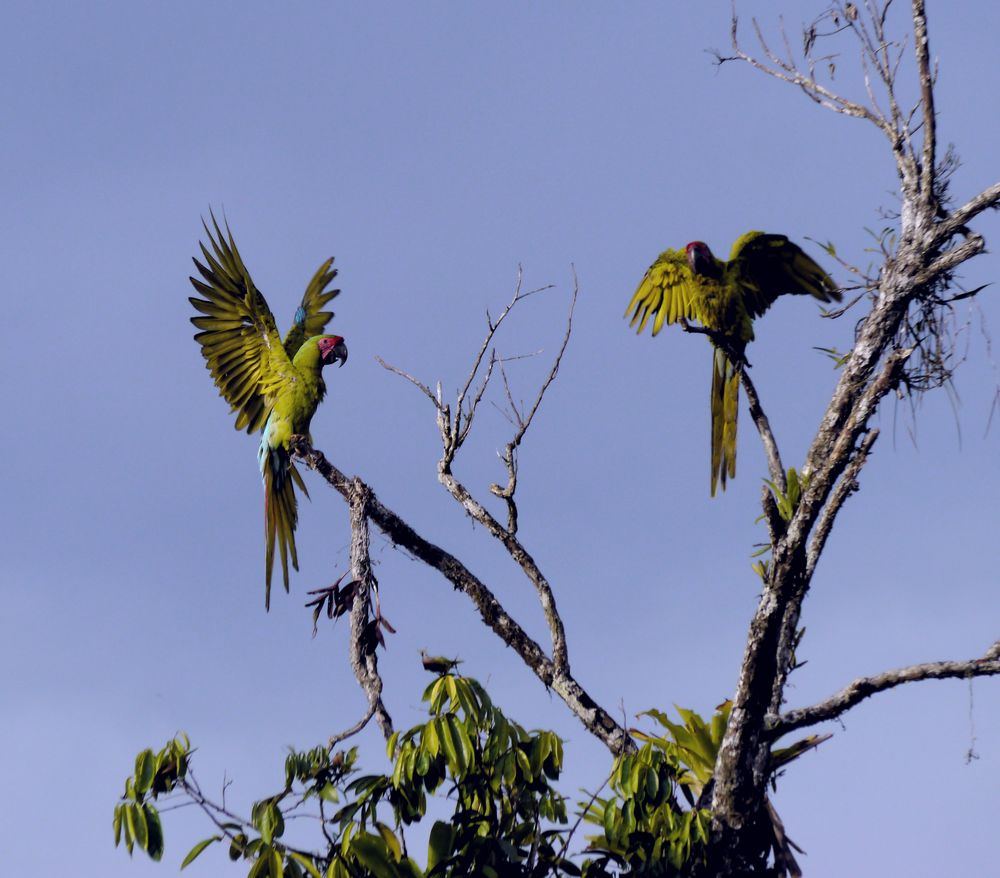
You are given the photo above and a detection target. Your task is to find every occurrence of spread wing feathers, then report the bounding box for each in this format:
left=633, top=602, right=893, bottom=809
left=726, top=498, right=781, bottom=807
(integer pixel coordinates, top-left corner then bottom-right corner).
left=710, top=348, right=740, bottom=497
left=282, top=258, right=340, bottom=359
left=625, top=249, right=702, bottom=336
left=729, top=231, right=841, bottom=319
left=189, top=213, right=297, bottom=434
left=262, top=447, right=301, bottom=610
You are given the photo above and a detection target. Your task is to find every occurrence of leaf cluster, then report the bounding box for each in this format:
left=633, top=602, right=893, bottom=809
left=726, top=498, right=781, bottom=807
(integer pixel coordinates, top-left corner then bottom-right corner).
left=115, top=680, right=813, bottom=876
left=113, top=735, right=189, bottom=861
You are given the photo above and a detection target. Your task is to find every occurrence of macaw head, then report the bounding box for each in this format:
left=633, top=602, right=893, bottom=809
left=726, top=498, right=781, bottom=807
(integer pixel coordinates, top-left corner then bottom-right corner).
left=317, top=335, right=348, bottom=367
left=685, top=241, right=720, bottom=279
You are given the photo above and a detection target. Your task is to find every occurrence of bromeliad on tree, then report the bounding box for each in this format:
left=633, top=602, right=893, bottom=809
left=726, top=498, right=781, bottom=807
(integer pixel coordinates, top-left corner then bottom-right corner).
left=626, top=231, right=840, bottom=496
left=189, top=213, right=348, bottom=608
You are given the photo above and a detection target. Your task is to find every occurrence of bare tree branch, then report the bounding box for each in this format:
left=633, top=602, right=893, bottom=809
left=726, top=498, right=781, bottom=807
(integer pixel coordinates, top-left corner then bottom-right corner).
left=912, top=0, right=936, bottom=201
left=772, top=642, right=1000, bottom=736
left=375, top=356, right=439, bottom=409
left=932, top=181, right=1000, bottom=247
left=289, top=437, right=634, bottom=755
left=447, top=270, right=557, bottom=465
left=805, top=428, right=878, bottom=577
left=740, top=368, right=785, bottom=492
left=436, top=467, right=571, bottom=672
left=491, top=273, right=579, bottom=532
left=343, top=478, right=393, bottom=743
left=381, top=275, right=578, bottom=675
left=715, top=9, right=893, bottom=136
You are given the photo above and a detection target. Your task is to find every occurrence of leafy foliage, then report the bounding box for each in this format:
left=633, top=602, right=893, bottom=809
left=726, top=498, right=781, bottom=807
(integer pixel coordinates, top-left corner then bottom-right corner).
left=113, top=735, right=189, bottom=861
left=115, top=679, right=815, bottom=876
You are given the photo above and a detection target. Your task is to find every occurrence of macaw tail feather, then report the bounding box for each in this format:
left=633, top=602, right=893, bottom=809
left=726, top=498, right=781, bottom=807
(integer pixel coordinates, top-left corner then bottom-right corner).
left=262, top=446, right=301, bottom=610
left=710, top=347, right=740, bottom=497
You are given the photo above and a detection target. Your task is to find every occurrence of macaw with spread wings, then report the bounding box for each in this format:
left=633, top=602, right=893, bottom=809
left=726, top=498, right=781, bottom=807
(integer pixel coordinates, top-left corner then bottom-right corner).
left=189, top=213, right=348, bottom=607
left=626, top=231, right=840, bottom=496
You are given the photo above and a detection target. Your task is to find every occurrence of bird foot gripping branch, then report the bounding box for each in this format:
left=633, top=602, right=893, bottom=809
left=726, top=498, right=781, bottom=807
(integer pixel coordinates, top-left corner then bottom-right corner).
left=678, top=318, right=754, bottom=370
left=626, top=231, right=840, bottom=496
left=188, top=211, right=348, bottom=609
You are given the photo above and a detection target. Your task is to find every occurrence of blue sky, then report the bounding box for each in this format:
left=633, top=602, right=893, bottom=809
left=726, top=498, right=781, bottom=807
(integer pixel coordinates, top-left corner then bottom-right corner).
left=3, top=2, right=998, bottom=875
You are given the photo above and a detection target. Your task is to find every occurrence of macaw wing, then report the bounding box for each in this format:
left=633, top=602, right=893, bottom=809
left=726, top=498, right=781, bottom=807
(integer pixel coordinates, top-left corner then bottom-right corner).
left=282, top=257, right=340, bottom=359
left=189, top=212, right=298, bottom=434
left=729, top=231, right=841, bottom=319
left=625, top=249, right=701, bottom=336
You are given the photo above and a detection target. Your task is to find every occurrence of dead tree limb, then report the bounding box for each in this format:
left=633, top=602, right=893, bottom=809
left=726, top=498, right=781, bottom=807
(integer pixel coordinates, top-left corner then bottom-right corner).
left=707, top=4, right=1000, bottom=873
left=289, top=437, right=634, bottom=755
left=341, top=479, right=393, bottom=744
left=380, top=277, right=578, bottom=676
left=772, top=641, right=1000, bottom=736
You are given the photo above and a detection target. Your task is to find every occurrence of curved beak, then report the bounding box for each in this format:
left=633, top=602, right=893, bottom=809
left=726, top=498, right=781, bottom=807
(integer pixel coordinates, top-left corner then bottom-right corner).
left=331, top=340, right=348, bottom=367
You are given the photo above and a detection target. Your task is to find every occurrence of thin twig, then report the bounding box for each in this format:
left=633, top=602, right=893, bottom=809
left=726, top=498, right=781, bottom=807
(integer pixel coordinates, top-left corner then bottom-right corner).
left=740, top=368, right=785, bottom=492
left=557, top=769, right=614, bottom=866
left=375, top=356, right=439, bottom=409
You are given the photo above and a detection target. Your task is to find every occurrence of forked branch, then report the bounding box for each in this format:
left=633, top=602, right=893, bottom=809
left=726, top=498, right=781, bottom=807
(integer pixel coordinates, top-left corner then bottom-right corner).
left=289, top=437, right=633, bottom=754
left=380, top=274, right=578, bottom=673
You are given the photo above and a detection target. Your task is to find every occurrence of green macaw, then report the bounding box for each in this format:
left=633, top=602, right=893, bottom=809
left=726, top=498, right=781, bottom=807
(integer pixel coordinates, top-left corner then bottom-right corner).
left=625, top=231, right=840, bottom=496
left=189, top=214, right=348, bottom=608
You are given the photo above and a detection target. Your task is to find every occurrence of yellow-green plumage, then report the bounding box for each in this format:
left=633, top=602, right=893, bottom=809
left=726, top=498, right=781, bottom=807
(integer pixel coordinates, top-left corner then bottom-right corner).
left=626, top=231, right=840, bottom=496
left=189, top=213, right=347, bottom=608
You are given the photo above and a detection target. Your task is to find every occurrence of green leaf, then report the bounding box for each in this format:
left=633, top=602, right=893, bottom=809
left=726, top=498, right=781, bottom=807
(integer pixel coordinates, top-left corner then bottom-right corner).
left=351, top=833, right=399, bottom=877
left=427, top=820, right=455, bottom=873
left=248, top=848, right=271, bottom=878
left=181, top=836, right=222, bottom=869
left=437, top=717, right=459, bottom=776
left=644, top=765, right=659, bottom=800
left=256, top=801, right=285, bottom=845
left=617, top=755, right=633, bottom=795
left=502, top=750, right=516, bottom=785
left=514, top=746, right=531, bottom=779
left=288, top=852, right=323, bottom=878
left=427, top=678, right=447, bottom=714
left=376, top=822, right=402, bottom=862
left=129, top=802, right=148, bottom=850
left=786, top=468, right=801, bottom=507
left=453, top=678, right=480, bottom=725
left=529, top=737, right=544, bottom=779
left=422, top=718, right=440, bottom=758
left=134, top=749, right=155, bottom=796
left=447, top=714, right=473, bottom=775
left=629, top=759, right=643, bottom=800
left=143, top=804, right=164, bottom=861
left=113, top=803, right=123, bottom=847
left=229, top=832, right=248, bottom=861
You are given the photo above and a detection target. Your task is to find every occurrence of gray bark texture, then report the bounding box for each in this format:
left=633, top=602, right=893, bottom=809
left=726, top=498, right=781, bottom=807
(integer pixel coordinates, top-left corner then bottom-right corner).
left=706, top=3, right=1000, bottom=874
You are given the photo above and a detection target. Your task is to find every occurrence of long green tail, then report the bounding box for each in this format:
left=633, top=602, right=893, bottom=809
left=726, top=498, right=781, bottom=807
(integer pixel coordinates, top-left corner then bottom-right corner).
left=261, top=446, right=307, bottom=610
left=710, top=347, right=740, bottom=497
